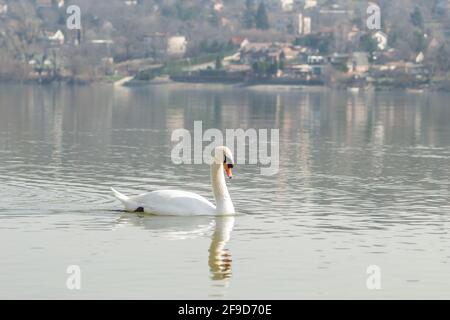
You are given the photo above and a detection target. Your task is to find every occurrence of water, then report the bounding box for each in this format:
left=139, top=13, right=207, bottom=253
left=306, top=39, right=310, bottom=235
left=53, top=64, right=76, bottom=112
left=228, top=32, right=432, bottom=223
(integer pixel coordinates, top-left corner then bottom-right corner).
left=0, top=83, right=449, bottom=299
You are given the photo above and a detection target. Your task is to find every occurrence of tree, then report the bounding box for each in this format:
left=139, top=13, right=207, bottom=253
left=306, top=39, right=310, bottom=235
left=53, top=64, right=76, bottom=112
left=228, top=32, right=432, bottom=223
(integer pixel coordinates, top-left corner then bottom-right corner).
left=243, top=0, right=255, bottom=29
left=215, top=56, right=223, bottom=70
left=410, top=31, right=426, bottom=53
left=294, top=34, right=334, bottom=54
left=255, top=2, right=270, bottom=30
left=360, top=34, right=378, bottom=60
left=410, top=7, right=423, bottom=28
left=436, top=45, right=450, bottom=73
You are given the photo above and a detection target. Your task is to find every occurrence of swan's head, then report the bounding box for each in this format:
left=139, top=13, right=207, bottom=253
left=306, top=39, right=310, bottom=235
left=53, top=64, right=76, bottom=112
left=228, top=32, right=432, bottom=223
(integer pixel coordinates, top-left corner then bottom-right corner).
left=213, top=146, right=234, bottom=179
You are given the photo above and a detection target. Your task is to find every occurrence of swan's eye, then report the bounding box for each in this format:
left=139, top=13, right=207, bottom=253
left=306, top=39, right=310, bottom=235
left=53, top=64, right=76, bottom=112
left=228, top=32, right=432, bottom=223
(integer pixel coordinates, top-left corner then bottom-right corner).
left=227, top=164, right=234, bottom=169
left=224, top=155, right=234, bottom=167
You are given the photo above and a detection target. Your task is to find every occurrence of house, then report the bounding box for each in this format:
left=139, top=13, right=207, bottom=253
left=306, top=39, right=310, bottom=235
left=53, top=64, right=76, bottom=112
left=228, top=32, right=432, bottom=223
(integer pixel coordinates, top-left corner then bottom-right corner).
left=0, top=1, right=7, bottom=16
left=280, top=0, right=294, bottom=12
left=307, top=55, right=325, bottom=65
left=167, top=36, right=187, bottom=57
left=37, top=0, right=64, bottom=7
left=298, top=14, right=312, bottom=35
left=370, top=62, right=430, bottom=81
left=416, top=52, right=424, bottom=64
left=283, top=64, right=313, bottom=80
left=221, top=17, right=234, bottom=29
left=28, top=54, right=56, bottom=77
left=213, top=0, right=224, bottom=11
left=319, top=4, right=352, bottom=28
left=330, top=53, right=349, bottom=65
left=348, top=52, right=369, bottom=74
left=304, top=0, right=317, bottom=9
left=47, top=30, right=65, bottom=45
left=282, top=46, right=300, bottom=61
left=240, top=43, right=285, bottom=65
left=373, top=31, right=388, bottom=51
left=90, top=40, right=114, bottom=63
left=427, top=38, right=440, bottom=51
left=230, top=37, right=249, bottom=49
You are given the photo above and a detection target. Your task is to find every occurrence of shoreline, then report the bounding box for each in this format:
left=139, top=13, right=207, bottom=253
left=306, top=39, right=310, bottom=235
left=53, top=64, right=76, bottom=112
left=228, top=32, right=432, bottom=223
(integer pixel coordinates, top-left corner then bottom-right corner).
left=1, top=78, right=450, bottom=93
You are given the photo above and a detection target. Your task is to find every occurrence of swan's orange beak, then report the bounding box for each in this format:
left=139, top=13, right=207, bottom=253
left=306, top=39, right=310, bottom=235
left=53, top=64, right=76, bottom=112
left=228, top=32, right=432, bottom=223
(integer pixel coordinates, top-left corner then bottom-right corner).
left=224, top=163, right=233, bottom=179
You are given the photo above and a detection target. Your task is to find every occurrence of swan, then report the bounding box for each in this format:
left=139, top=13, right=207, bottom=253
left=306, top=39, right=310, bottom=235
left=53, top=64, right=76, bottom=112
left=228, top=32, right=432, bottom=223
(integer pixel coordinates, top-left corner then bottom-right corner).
left=111, top=146, right=235, bottom=216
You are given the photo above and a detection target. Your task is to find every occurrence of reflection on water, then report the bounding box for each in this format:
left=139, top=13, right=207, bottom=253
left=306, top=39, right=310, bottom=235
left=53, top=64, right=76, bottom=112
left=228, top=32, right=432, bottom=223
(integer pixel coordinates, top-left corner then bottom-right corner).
left=114, top=214, right=235, bottom=283
left=209, top=217, right=234, bottom=282
left=115, top=214, right=215, bottom=240
left=1, top=84, right=450, bottom=299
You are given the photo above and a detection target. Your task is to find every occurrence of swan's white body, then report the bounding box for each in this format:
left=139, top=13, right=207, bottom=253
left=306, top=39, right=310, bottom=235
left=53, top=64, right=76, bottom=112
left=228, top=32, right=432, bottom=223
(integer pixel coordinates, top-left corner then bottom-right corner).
left=111, top=146, right=235, bottom=216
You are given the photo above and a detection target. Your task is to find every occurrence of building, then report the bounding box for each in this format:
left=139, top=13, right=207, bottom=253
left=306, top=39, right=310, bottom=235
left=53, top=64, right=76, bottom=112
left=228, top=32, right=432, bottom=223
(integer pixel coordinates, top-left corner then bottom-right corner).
left=283, top=64, right=313, bottom=80
left=304, top=0, right=317, bottom=9
left=330, top=53, right=349, bottom=65
left=319, top=4, right=352, bottom=29
left=90, top=39, right=115, bottom=63
left=36, top=0, right=64, bottom=7
left=307, top=55, right=325, bottom=65
left=230, top=37, right=249, bottom=49
left=213, top=0, right=224, bottom=11
left=167, top=36, right=187, bottom=57
left=416, top=52, right=424, bottom=64
left=240, top=42, right=289, bottom=65
left=348, top=52, right=369, bottom=74
left=298, top=14, right=312, bottom=35
left=280, top=0, right=294, bottom=12
left=0, top=1, right=7, bottom=16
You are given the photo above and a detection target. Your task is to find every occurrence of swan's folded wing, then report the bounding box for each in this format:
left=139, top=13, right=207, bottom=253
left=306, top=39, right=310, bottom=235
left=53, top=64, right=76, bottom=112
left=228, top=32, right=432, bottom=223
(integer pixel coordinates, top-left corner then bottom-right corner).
left=131, top=190, right=216, bottom=216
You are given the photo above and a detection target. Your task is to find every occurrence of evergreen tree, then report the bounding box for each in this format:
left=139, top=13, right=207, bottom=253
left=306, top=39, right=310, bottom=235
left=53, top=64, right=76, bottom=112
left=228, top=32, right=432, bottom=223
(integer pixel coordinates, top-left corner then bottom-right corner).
left=255, top=2, right=270, bottom=30
left=410, top=7, right=423, bottom=28
left=215, top=56, right=223, bottom=70
left=243, top=0, right=255, bottom=29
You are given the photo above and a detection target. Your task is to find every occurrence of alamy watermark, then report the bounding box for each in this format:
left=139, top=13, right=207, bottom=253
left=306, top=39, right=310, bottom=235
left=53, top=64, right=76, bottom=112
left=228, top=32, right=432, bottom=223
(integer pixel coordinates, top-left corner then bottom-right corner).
left=367, top=2, right=381, bottom=30
left=366, top=265, right=382, bottom=290
left=66, top=265, right=81, bottom=290
left=66, top=5, right=81, bottom=30
left=171, top=121, right=279, bottom=176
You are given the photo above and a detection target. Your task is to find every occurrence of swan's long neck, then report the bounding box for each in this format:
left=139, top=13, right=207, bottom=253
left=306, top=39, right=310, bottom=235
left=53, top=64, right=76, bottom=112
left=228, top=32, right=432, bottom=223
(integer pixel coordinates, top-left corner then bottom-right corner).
left=211, top=164, right=235, bottom=214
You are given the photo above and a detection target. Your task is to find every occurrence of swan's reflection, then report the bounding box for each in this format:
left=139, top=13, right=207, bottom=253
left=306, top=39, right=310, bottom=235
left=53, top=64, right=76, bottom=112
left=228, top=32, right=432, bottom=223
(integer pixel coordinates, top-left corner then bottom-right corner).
left=208, top=216, right=235, bottom=281
left=115, top=214, right=235, bottom=282
left=115, top=213, right=214, bottom=240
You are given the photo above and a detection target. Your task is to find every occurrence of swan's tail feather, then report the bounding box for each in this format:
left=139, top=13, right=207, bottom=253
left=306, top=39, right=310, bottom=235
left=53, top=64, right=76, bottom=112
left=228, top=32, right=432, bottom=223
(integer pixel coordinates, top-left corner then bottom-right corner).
left=111, top=187, right=129, bottom=203
left=111, top=187, right=140, bottom=212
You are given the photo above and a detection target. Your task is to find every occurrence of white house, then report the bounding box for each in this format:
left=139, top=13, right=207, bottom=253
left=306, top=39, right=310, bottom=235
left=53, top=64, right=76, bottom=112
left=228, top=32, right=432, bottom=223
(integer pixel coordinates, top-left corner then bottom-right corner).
left=416, top=52, right=424, bottom=64
left=280, top=0, right=294, bottom=12
left=298, top=14, right=312, bottom=35
left=213, top=0, right=224, bottom=11
left=373, top=31, right=388, bottom=51
left=167, top=36, right=187, bottom=57
left=231, top=37, right=249, bottom=49
left=304, top=0, right=317, bottom=9
left=0, top=2, right=8, bottom=15
left=307, top=55, right=325, bottom=65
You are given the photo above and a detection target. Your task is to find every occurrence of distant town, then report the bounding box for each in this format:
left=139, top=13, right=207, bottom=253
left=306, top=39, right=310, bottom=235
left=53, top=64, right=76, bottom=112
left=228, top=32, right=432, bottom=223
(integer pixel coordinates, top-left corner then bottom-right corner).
left=1, top=0, right=450, bottom=91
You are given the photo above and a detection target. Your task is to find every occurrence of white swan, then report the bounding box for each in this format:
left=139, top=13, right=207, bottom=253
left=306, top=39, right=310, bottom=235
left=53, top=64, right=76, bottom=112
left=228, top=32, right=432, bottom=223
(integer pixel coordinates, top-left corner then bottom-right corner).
left=111, top=146, right=235, bottom=216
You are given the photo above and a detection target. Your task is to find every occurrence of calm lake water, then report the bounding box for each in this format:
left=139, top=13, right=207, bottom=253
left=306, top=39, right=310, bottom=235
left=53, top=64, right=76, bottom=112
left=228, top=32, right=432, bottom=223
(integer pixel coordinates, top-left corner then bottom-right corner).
left=0, top=83, right=449, bottom=299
